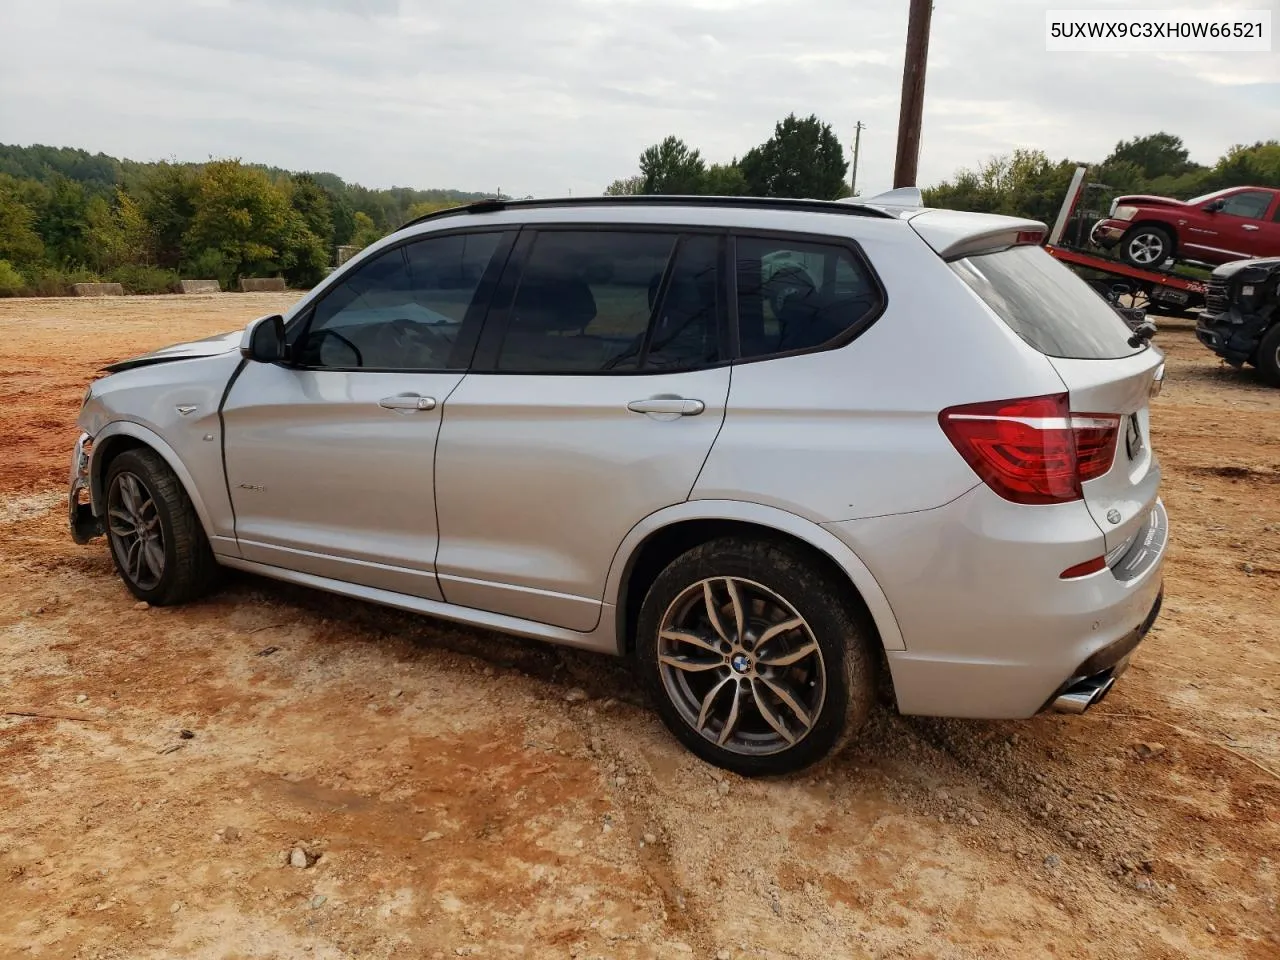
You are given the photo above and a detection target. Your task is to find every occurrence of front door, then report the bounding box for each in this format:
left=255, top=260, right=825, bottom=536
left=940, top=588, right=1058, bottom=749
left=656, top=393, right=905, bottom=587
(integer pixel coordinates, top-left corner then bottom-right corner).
left=434, top=228, right=730, bottom=631
left=222, top=229, right=513, bottom=598
left=1184, top=189, right=1278, bottom=261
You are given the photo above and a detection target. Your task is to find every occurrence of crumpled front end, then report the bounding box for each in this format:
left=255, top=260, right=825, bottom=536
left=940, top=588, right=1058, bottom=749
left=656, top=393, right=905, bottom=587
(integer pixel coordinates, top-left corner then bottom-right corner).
left=69, top=432, right=103, bottom=544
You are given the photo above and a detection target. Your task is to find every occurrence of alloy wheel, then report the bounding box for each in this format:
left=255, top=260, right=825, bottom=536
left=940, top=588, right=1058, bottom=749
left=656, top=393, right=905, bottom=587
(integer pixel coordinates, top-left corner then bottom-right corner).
left=656, top=577, right=826, bottom=756
left=1127, top=232, right=1166, bottom=266
left=107, top=471, right=166, bottom=591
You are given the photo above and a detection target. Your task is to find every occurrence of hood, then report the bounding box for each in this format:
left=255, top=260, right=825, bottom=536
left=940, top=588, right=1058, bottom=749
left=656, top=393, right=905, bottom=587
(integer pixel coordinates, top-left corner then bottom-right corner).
left=1210, top=256, right=1280, bottom=280
left=101, top=329, right=242, bottom=373
left=1113, top=194, right=1187, bottom=209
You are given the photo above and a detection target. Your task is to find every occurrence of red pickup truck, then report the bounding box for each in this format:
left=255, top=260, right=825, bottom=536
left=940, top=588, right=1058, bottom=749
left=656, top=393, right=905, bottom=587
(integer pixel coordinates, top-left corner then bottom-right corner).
left=1091, top=186, right=1280, bottom=268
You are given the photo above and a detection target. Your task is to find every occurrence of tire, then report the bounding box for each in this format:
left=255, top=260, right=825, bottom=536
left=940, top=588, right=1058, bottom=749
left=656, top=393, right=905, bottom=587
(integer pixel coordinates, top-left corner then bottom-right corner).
left=1119, top=225, right=1175, bottom=269
left=636, top=537, right=876, bottom=776
left=104, top=448, right=219, bottom=606
left=1256, top=324, right=1280, bottom=387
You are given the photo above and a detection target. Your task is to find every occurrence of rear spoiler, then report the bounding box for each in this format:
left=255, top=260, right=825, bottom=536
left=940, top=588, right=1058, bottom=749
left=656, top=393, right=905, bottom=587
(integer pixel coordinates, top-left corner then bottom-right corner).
left=905, top=209, right=1048, bottom=260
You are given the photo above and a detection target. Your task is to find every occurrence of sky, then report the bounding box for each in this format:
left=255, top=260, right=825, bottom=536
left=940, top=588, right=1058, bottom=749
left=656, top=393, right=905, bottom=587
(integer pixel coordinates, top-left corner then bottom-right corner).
left=1, top=0, right=1277, bottom=198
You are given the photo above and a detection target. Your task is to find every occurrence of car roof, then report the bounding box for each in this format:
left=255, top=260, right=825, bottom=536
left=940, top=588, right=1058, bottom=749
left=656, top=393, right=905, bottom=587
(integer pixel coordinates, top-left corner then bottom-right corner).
left=382, top=194, right=1047, bottom=263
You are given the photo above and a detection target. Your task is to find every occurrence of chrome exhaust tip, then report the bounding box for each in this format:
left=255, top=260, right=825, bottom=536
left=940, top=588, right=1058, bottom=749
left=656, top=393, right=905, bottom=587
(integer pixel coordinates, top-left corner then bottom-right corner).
left=1053, top=673, right=1116, bottom=714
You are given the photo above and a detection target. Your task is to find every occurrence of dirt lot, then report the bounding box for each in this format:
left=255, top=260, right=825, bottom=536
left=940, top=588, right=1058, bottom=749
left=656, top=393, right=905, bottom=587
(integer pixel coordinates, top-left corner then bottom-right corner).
left=0, top=293, right=1277, bottom=960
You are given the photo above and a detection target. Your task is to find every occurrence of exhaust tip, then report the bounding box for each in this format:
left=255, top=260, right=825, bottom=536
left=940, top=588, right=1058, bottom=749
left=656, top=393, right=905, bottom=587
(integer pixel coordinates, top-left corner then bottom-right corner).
left=1053, top=674, right=1116, bottom=714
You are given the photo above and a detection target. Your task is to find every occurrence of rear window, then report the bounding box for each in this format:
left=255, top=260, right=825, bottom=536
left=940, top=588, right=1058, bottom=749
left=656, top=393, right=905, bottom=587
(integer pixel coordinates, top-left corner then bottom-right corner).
left=951, top=245, right=1142, bottom=360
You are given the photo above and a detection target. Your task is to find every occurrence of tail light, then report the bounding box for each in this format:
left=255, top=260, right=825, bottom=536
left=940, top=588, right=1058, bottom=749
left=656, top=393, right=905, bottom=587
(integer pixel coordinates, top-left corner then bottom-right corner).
left=939, top=393, right=1120, bottom=505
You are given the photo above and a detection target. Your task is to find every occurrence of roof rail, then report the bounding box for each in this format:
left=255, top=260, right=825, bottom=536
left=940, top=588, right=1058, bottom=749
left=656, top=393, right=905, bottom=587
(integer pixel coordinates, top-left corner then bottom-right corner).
left=399, top=194, right=895, bottom=230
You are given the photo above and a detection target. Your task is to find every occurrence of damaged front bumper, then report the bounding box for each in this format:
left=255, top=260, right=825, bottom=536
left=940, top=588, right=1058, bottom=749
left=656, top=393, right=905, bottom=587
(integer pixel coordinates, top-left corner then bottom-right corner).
left=69, top=432, right=103, bottom=544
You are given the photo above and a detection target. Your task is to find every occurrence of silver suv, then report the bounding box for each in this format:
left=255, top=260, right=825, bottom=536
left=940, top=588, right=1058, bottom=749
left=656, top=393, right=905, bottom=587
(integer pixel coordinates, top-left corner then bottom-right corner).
left=68, top=195, right=1168, bottom=775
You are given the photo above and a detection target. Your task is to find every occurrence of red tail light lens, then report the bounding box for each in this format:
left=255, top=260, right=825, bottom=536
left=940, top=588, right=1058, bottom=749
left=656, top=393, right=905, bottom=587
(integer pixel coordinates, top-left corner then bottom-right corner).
left=1071, top=416, right=1121, bottom=483
left=939, top=394, right=1121, bottom=505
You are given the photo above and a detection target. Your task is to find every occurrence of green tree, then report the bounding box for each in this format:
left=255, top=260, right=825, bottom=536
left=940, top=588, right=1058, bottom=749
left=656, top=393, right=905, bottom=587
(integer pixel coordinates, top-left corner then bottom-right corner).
left=38, top=175, right=92, bottom=265
left=604, top=174, right=644, bottom=196
left=84, top=189, right=149, bottom=270
left=702, top=162, right=748, bottom=196
left=639, top=137, right=707, bottom=194
left=1104, top=133, right=1200, bottom=180
left=289, top=173, right=335, bottom=247
left=739, top=114, right=848, bottom=200
left=0, top=174, right=45, bottom=267
left=135, top=162, right=198, bottom=269
left=183, top=159, right=321, bottom=283
left=349, top=211, right=384, bottom=250
left=1200, top=140, right=1280, bottom=191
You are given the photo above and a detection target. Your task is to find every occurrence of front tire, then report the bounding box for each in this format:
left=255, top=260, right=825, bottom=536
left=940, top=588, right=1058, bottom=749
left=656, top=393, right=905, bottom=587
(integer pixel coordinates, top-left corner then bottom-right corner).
left=636, top=538, right=876, bottom=776
left=1119, top=225, right=1174, bottom=269
left=1256, top=324, right=1280, bottom=387
left=104, top=448, right=218, bottom=606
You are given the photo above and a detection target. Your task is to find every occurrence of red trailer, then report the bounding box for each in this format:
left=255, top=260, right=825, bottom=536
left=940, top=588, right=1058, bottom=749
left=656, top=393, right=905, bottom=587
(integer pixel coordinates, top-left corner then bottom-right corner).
left=1043, top=166, right=1208, bottom=316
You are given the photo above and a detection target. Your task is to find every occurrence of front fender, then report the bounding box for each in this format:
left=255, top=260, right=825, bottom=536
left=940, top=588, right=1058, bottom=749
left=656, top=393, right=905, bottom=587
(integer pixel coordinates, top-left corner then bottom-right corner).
left=603, top=499, right=905, bottom=654
left=89, top=421, right=219, bottom=545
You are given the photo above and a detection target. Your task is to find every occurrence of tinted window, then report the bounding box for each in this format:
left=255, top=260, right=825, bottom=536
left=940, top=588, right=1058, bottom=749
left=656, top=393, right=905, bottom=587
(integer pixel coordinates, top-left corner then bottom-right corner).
left=1218, top=191, right=1271, bottom=219
left=952, top=245, right=1141, bottom=360
left=496, top=231, right=720, bottom=373
left=735, top=236, right=880, bottom=359
left=297, top=232, right=504, bottom=369
left=645, top=235, right=721, bottom=371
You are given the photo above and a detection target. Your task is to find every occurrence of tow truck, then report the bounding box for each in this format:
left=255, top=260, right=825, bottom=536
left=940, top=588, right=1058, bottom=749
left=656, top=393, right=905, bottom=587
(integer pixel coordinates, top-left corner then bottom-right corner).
left=1043, top=166, right=1208, bottom=317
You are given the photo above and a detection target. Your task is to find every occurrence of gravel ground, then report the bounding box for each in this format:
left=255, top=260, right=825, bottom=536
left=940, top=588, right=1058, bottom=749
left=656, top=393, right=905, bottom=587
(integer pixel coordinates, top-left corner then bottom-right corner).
left=0, top=294, right=1276, bottom=959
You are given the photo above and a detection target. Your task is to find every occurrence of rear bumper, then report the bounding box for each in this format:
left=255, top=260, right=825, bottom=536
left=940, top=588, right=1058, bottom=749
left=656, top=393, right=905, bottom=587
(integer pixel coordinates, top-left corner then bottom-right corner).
left=824, top=488, right=1169, bottom=719
left=1091, top=220, right=1127, bottom=248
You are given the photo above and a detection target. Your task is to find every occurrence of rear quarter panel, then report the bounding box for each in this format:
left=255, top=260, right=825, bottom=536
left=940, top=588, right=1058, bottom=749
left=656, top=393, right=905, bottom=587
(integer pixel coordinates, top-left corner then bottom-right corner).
left=693, top=226, right=1069, bottom=522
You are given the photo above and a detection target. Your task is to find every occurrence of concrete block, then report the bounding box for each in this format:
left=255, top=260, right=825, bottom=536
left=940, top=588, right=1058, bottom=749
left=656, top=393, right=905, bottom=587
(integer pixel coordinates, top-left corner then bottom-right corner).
left=238, top=277, right=287, bottom=293
left=71, top=282, right=125, bottom=297
left=179, top=279, right=221, bottom=294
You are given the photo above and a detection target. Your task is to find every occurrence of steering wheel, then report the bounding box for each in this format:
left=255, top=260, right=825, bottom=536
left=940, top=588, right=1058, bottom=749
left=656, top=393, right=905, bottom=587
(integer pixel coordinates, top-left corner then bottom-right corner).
left=309, top=328, right=363, bottom=367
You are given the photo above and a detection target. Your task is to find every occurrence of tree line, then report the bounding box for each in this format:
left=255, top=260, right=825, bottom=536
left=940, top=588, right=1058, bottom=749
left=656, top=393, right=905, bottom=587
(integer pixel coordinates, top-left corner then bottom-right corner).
left=605, top=113, right=851, bottom=202
left=3, top=130, right=1277, bottom=298
left=0, top=143, right=492, bottom=296
left=921, top=133, right=1280, bottom=227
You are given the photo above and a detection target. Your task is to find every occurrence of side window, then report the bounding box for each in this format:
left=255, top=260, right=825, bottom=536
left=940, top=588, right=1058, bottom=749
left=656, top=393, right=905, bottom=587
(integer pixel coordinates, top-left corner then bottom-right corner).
left=297, top=232, right=504, bottom=370
left=735, top=235, right=880, bottom=360
left=1218, top=191, right=1272, bottom=220
left=496, top=231, right=721, bottom=373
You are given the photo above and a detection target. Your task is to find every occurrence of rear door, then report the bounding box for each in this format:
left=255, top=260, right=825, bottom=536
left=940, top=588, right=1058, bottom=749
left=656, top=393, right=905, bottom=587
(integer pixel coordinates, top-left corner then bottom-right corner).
left=949, top=245, right=1163, bottom=554
left=432, top=227, right=730, bottom=631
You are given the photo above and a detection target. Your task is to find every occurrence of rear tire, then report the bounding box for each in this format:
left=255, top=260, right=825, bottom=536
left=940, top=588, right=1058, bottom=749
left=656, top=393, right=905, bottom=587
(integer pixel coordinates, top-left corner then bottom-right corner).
left=1119, top=225, right=1174, bottom=269
left=636, top=537, right=876, bottom=776
left=1256, top=324, right=1280, bottom=387
left=104, top=448, right=219, bottom=606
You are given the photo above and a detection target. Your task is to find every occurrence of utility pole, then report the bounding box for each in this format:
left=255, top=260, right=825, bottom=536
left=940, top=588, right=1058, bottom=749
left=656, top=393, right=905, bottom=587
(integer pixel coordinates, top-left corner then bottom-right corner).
left=893, top=0, right=933, bottom=188
left=850, top=121, right=865, bottom=196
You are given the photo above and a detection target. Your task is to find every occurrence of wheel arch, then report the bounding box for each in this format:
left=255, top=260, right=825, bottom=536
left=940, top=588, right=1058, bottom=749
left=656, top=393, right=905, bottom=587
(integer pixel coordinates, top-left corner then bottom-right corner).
left=90, top=422, right=216, bottom=541
left=607, top=501, right=905, bottom=657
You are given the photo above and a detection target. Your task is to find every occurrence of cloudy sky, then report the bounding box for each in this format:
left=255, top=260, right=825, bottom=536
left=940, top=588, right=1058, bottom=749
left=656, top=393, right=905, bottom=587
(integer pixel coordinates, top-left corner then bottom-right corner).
left=2, top=0, right=1276, bottom=197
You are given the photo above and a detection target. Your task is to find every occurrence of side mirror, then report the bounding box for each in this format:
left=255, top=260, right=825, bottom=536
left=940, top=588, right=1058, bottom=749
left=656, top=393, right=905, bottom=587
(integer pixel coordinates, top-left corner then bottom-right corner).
left=240, top=314, right=286, bottom=363
left=1204, top=199, right=1225, bottom=213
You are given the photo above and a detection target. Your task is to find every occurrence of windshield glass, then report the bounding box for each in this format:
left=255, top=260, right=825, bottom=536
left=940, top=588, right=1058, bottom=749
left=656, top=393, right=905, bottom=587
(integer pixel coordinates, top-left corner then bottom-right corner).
left=1184, top=188, right=1232, bottom=206
left=951, top=245, right=1143, bottom=360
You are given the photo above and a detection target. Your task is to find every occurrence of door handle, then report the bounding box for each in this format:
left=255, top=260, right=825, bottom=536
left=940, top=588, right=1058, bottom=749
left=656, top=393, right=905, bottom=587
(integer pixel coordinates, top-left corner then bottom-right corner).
left=379, top=395, right=436, bottom=411
left=1241, top=224, right=1259, bottom=231
left=627, top=397, right=705, bottom=416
